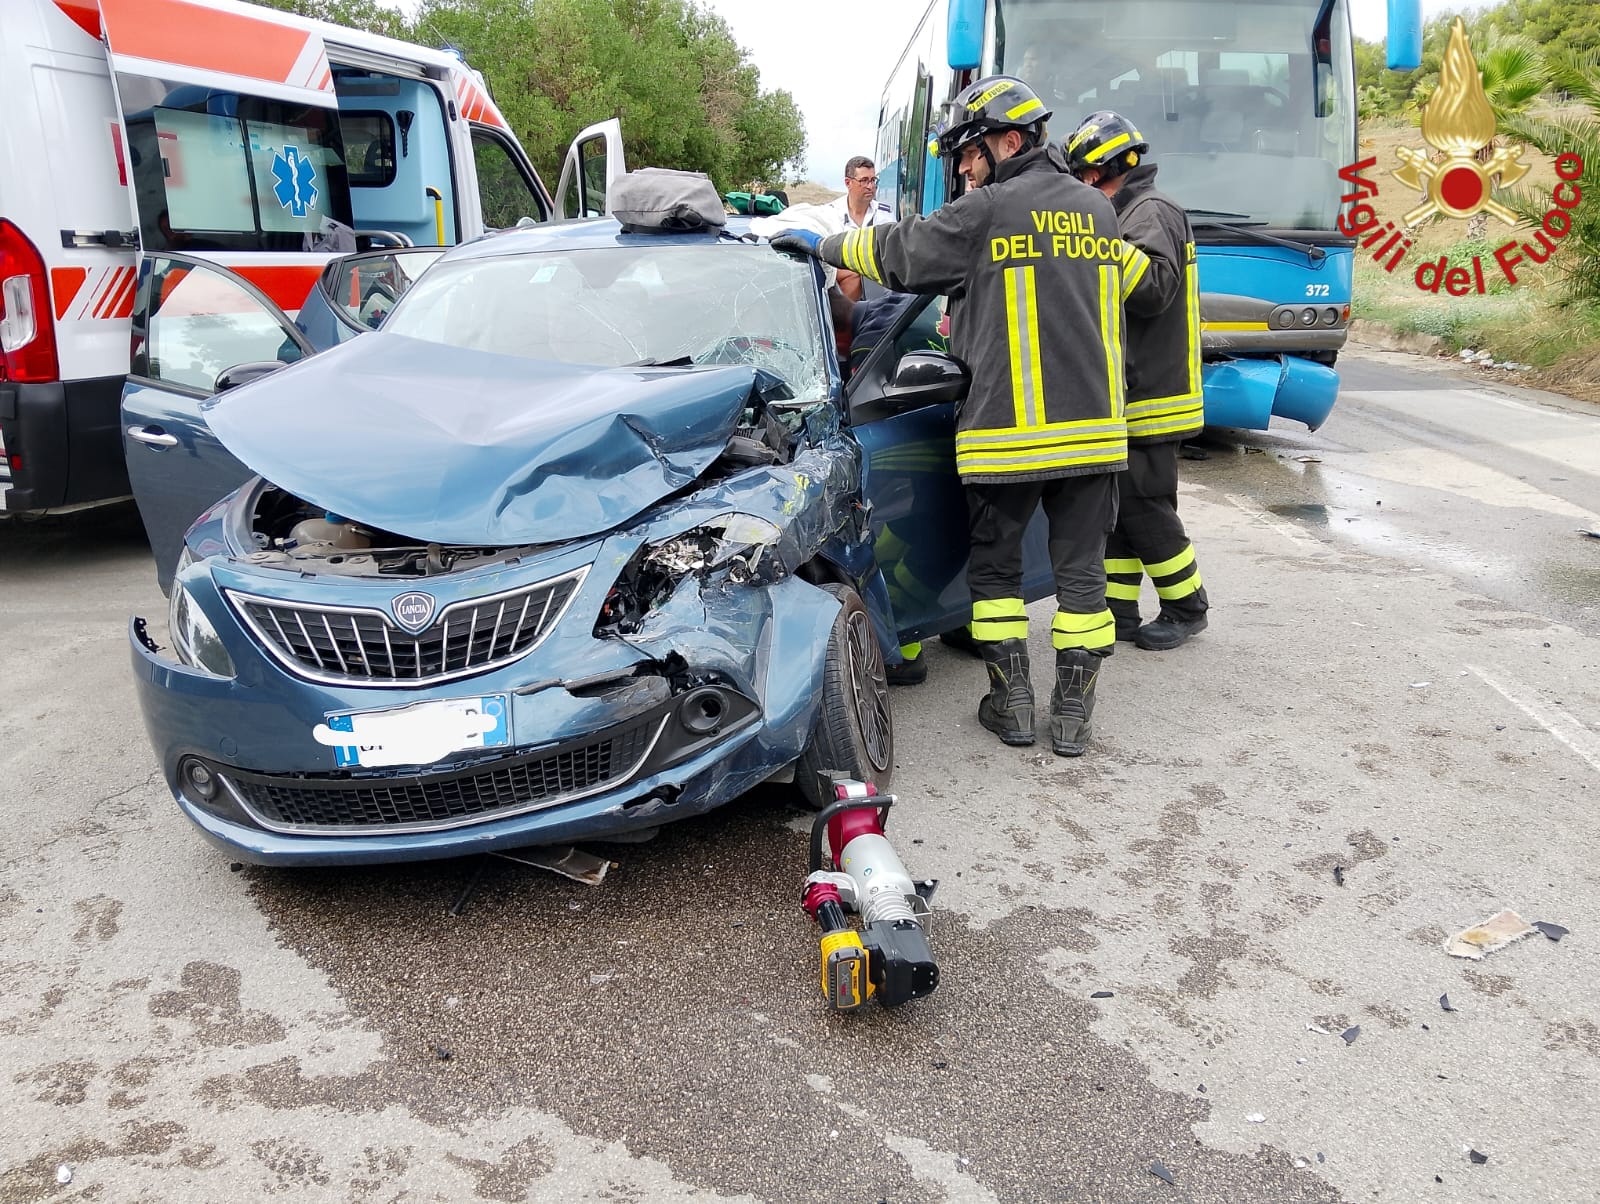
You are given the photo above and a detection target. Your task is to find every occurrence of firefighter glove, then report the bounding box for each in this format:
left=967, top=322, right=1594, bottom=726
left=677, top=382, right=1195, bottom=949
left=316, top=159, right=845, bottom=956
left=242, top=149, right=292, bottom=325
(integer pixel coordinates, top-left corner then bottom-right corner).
left=769, top=228, right=822, bottom=258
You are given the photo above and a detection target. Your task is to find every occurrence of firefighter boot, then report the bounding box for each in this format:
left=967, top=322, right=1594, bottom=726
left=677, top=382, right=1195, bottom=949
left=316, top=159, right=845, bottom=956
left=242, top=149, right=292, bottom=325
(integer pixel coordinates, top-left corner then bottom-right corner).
left=1134, top=593, right=1210, bottom=651
left=977, top=639, right=1035, bottom=746
left=1049, top=649, right=1101, bottom=757
left=1110, top=602, right=1141, bottom=643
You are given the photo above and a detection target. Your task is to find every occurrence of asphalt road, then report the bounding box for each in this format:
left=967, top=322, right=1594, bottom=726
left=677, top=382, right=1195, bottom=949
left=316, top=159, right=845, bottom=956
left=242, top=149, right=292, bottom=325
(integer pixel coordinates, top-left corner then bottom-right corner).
left=4, top=343, right=1598, bottom=1203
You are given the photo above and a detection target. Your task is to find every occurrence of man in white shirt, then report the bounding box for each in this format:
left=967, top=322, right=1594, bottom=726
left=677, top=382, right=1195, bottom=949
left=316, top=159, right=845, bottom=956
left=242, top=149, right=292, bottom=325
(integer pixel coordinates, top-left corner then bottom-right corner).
left=828, top=157, right=892, bottom=229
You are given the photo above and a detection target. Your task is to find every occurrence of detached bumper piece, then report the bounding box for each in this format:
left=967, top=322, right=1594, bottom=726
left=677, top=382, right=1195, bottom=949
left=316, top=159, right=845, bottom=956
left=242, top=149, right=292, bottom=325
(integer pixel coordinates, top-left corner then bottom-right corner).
left=192, top=684, right=759, bottom=837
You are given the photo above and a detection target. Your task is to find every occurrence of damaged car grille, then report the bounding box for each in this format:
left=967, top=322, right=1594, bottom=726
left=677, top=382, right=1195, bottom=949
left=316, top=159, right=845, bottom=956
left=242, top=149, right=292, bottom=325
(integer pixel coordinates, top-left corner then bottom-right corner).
left=227, top=569, right=587, bottom=686
left=218, top=711, right=666, bottom=834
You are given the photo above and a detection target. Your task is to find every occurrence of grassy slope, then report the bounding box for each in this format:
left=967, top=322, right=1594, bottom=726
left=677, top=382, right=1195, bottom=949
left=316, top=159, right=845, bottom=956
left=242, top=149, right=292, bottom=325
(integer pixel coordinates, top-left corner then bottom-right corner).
left=1352, top=112, right=1600, bottom=401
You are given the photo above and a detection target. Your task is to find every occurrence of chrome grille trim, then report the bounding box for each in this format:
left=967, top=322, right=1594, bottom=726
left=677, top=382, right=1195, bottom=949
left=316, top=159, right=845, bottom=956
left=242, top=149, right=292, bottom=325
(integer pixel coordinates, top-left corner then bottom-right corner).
left=226, top=566, right=589, bottom=688
left=218, top=712, right=668, bottom=835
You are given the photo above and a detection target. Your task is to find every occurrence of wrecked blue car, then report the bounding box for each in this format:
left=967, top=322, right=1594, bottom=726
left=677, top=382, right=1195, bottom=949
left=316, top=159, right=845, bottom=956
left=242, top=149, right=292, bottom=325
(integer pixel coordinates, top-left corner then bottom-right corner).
left=125, top=218, right=1016, bottom=865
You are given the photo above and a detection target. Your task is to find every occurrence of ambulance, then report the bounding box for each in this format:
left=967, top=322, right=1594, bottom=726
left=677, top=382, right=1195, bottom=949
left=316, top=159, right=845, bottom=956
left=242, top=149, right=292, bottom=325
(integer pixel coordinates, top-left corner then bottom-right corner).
left=0, top=0, right=622, bottom=514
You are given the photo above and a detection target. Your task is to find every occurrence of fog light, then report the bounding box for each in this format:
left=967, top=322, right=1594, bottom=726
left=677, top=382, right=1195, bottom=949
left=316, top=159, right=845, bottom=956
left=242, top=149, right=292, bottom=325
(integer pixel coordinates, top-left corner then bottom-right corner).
left=1275, top=309, right=1295, bottom=329
left=181, top=757, right=219, bottom=800
left=1300, top=307, right=1318, bottom=326
left=1321, top=306, right=1339, bottom=325
left=680, top=687, right=726, bottom=735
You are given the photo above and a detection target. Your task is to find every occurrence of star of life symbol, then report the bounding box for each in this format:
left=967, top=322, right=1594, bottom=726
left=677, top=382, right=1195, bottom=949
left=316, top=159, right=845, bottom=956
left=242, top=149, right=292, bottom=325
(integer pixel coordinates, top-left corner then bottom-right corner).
left=271, top=145, right=319, bottom=218
left=1391, top=17, right=1529, bottom=227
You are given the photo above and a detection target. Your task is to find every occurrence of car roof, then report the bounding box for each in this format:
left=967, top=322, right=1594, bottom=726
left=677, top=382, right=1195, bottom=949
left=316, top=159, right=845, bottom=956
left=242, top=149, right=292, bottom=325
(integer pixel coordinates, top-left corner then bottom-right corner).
left=446, top=216, right=764, bottom=261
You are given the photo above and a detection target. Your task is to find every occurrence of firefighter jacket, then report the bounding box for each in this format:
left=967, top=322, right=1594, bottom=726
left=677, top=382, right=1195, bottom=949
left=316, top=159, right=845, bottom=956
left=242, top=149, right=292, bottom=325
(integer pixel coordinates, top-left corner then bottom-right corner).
left=1114, top=164, right=1204, bottom=443
left=817, top=148, right=1148, bottom=483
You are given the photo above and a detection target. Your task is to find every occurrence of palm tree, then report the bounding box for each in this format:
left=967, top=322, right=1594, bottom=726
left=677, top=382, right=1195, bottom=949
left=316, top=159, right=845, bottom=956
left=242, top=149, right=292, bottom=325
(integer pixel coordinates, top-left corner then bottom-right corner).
left=1500, top=51, right=1600, bottom=304
left=1468, top=33, right=1548, bottom=237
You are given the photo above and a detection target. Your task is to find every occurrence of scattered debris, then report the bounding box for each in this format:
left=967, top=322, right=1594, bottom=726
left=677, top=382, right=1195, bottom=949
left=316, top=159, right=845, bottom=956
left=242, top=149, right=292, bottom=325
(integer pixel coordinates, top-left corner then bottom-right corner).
left=1440, top=993, right=1458, bottom=1013
left=1579, top=529, right=1600, bottom=541
left=1469, top=1149, right=1489, bottom=1165
left=588, top=971, right=615, bottom=985
left=1246, top=1113, right=1266, bottom=1124
left=1244, top=446, right=1265, bottom=455
left=1293, top=455, right=1322, bottom=463
left=1341, top=1025, right=1362, bottom=1046
left=434, top=1046, right=452, bottom=1061
left=1447, top=910, right=1537, bottom=960
left=933, top=1060, right=948, bottom=1069
left=1197, top=1083, right=1207, bottom=1093
left=1318, top=1153, right=1326, bottom=1164
left=1091, top=990, right=1114, bottom=999
left=56, top=1167, right=72, bottom=1186
left=1294, top=1159, right=1308, bottom=1169
left=1533, top=921, right=1569, bottom=942
left=1436, top=1175, right=1444, bottom=1183
left=494, top=846, right=611, bottom=885
left=228, top=862, right=243, bottom=873
left=1307, top=1023, right=1331, bottom=1035
left=1410, top=681, right=1431, bottom=689
left=1333, top=865, right=1346, bottom=887
left=1149, top=1161, right=1177, bottom=1186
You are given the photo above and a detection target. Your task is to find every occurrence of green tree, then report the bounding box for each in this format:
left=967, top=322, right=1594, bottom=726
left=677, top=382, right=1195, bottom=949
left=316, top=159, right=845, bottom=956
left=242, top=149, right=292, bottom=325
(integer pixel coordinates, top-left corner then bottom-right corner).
left=1501, top=51, right=1600, bottom=304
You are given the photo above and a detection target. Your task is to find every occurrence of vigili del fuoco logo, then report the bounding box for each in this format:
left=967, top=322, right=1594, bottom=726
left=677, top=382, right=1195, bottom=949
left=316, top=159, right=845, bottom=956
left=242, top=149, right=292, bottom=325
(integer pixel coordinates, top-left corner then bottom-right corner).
left=1337, top=17, right=1583, bottom=295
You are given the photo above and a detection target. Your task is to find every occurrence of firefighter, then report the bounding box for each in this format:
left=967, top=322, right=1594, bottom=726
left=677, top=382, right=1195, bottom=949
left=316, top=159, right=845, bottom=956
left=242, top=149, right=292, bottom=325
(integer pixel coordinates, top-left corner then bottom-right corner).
left=769, top=76, right=1149, bottom=756
left=1062, top=111, right=1209, bottom=650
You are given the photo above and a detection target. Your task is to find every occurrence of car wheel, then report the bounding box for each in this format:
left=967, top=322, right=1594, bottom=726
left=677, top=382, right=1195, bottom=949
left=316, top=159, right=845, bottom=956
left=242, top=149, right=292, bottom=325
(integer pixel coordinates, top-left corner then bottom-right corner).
left=796, top=582, right=895, bottom=808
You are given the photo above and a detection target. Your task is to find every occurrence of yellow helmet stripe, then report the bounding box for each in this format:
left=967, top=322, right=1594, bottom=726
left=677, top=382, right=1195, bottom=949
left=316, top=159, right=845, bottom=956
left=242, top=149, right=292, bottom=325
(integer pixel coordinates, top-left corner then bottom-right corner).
left=1005, top=97, right=1044, bottom=120
left=1085, top=132, right=1132, bottom=163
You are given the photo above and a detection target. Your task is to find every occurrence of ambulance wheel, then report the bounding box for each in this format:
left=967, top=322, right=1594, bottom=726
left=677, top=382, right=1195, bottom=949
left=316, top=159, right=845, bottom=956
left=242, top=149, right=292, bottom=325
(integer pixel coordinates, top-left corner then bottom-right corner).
left=796, top=583, right=895, bottom=809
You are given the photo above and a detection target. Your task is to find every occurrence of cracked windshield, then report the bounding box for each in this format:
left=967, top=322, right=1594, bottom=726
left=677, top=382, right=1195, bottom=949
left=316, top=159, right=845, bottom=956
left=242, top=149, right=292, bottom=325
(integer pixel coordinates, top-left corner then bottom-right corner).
left=383, top=244, right=830, bottom=401
left=996, top=0, right=1356, bottom=228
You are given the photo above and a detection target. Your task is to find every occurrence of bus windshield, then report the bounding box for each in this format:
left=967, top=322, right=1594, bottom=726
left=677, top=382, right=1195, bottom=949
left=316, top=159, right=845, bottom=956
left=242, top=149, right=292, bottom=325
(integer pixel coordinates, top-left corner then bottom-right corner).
left=993, top=0, right=1356, bottom=230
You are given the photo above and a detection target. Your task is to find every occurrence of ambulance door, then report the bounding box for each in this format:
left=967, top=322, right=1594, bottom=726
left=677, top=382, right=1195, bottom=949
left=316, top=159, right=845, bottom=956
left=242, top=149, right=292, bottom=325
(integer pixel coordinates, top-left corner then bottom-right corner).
left=97, top=0, right=354, bottom=258
left=122, top=254, right=311, bottom=588
left=553, top=119, right=627, bottom=220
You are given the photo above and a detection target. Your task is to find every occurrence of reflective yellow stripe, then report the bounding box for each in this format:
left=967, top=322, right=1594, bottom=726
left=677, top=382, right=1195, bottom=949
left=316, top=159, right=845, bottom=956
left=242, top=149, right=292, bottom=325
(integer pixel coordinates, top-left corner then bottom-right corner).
left=840, top=230, right=859, bottom=274
left=1004, top=267, right=1028, bottom=427
left=1085, top=132, right=1131, bottom=163
left=1128, top=406, right=1205, bottom=440
left=1104, top=558, right=1142, bottom=574
left=1098, top=264, right=1123, bottom=420
left=861, top=226, right=882, bottom=283
left=1106, top=581, right=1142, bottom=600
left=1122, top=247, right=1150, bottom=299
left=1006, top=97, right=1044, bottom=120
left=958, top=417, right=1124, bottom=446
left=958, top=444, right=1125, bottom=474
left=899, top=641, right=922, bottom=658
left=1125, top=392, right=1203, bottom=416
left=1185, top=251, right=1202, bottom=397
left=1023, top=266, right=1044, bottom=424
left=1143, top=545, right=1196, bottom=579
left=1053, top=609, right=1115, bottom=650
left=1202, top=321, right=1268, bottom=331
left=1156, top=571, right=1203, bottom=601
left=1067, top=123, right=1099, bottom=153
left=972, top=597, right=1027, bottom=641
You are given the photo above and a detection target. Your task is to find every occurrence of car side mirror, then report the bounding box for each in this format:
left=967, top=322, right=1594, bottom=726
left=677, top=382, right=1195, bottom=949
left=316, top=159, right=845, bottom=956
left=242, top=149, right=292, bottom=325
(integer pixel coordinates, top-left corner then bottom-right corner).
left=881, top=350, right=970, bottom=407
left=215, top=361, right=287, bottom=392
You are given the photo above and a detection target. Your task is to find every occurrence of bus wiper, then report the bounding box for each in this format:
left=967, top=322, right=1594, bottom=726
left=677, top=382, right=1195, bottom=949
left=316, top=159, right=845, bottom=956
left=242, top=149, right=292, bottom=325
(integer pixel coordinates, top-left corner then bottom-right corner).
left=1187, top=213, right=1327, bottom=264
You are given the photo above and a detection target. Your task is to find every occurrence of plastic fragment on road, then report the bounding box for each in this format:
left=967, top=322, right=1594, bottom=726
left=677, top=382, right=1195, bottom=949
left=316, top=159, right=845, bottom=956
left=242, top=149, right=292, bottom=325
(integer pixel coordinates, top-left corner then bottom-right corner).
left=1410, top=681, right=1430, bottom=689
left=1091, top=990, right=1114, bottom=999
left=1469, top=1149, right=1489, bottom=1165
left=1440, top=993, right=1458, bottom=1012
left=1446, top=909, right=1536, bottom=960
left=1534, top=921, right=1569, bottom=942
left=1333, top=865, right=1346, bottom=887
left=1149, top=1161, right=1176, bottom=1185
left=493, top=847, right=611, bottom=886
left=1581, top=529, right=1600, bottom=541
left=56, top=1167, right=72, bottom=1185
left=1341, top=1025, right=1361, bottom=1045
left=1246, top=1113, right=1265, bottom=1124
left=1307, top=1023, right=1331, bottom=1035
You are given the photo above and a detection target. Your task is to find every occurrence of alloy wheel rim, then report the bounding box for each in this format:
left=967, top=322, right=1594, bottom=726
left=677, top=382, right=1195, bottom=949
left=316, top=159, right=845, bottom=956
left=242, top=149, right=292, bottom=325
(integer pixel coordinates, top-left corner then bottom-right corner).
left=844, top=610, right=893, bottom=772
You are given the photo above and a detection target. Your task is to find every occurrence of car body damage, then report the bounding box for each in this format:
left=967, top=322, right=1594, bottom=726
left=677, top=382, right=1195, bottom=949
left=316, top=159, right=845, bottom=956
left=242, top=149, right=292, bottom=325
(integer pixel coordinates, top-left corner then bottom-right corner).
left=126, top=219, right=920, bottom=865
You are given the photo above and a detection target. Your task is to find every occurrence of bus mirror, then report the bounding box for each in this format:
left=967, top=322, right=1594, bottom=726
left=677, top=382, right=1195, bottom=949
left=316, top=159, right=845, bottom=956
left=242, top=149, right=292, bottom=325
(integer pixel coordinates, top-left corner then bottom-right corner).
left=1386, top=0, right=1423, bottom=70
left=947, top=0, right=983, bottom=70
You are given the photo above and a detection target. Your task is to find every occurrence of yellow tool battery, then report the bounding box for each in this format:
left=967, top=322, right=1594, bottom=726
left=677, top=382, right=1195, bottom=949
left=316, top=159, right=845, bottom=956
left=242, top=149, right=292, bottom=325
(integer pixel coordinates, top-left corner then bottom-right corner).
left=820, top=928, right=872, bottom=1010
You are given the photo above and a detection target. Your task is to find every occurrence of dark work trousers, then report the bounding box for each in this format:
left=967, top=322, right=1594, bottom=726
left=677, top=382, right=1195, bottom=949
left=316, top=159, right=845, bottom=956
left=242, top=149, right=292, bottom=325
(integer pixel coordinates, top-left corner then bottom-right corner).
left=1103, top=441, right=1208, bottom=621
left=966, top=472, right=1119, bottom=654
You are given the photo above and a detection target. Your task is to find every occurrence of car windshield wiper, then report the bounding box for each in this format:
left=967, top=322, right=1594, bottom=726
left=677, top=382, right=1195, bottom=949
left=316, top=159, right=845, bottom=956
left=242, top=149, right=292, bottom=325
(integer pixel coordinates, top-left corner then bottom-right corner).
left=1186, top=211, right=1327, bottom=264
left=625, top=355, right=695, bottom=368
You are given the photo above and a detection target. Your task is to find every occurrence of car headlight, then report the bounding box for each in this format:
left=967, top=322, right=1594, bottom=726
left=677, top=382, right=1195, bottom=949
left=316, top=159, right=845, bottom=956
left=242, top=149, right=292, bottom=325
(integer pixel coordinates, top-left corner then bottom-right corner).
left=168, top=548, right=236, bottom=678
left=641, top=513, right=783, bottom=585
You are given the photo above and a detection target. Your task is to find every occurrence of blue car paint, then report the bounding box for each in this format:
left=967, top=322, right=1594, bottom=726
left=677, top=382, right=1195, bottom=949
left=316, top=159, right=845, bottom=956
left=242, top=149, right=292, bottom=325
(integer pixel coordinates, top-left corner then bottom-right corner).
left=204, top=337, right=765, bottom=546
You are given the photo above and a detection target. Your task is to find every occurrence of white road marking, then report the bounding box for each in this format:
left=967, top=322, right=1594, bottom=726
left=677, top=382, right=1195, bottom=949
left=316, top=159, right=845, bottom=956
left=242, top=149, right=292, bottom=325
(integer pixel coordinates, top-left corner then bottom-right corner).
left=1467, top=665, right=1600, bottom=774
left=1219, top=492, right=1328, bottom=555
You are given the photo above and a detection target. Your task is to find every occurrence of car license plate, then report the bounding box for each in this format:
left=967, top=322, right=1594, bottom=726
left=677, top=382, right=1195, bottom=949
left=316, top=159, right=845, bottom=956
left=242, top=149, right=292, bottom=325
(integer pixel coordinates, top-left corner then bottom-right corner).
left=312, top=695, right=510, bottom=768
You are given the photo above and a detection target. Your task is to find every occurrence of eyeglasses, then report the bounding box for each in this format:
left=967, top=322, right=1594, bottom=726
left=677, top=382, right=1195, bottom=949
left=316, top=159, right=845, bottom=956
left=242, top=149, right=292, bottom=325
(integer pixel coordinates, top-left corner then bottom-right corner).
left=849, top=175, right=878, bottom=186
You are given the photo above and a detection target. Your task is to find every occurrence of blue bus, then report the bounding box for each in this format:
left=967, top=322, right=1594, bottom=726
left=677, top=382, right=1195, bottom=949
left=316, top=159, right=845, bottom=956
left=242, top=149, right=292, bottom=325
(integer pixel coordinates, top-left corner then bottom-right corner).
left=875, top=0, right=1423, bottom=431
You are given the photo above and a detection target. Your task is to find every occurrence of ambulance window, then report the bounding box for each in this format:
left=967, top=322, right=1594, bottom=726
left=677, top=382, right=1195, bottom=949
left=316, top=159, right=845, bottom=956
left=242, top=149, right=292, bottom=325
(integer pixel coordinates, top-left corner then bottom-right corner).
left=121, top=79, right=354, bottom=252
left=342, top=112, right=397, bottom=188
left=135, top=258, right=304, bottom=394
left=472, top=130, right=546, bottom=228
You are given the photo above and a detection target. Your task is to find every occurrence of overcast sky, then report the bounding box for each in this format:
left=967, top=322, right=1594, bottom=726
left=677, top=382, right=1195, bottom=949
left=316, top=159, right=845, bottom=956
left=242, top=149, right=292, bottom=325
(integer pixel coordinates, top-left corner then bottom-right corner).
left=701, top=0, right=1481, bottom=185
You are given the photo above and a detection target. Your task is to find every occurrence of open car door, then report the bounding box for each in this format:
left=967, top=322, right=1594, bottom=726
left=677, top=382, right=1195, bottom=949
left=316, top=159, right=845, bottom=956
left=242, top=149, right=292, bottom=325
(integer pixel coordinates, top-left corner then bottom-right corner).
left=553, top=119, right=627, bottom=220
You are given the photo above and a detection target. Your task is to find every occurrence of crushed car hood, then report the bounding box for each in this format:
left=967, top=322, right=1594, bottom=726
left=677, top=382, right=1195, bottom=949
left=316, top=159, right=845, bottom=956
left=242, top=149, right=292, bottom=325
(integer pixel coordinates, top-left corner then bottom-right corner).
left=203, top=334, right=761, bottom=545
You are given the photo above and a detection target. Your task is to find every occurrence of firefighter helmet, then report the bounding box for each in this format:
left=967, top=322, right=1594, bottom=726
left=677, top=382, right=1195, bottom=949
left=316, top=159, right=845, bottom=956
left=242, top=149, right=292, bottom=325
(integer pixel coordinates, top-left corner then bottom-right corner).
left=1062, top=110, right=1150, bottom=179
left=929, top=75, right=1052, bottom=161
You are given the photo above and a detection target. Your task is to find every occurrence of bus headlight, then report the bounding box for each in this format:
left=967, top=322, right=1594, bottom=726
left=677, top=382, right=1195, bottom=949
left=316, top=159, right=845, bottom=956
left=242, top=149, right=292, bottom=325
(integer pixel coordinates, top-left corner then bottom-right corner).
left=1300, top=307, right=1318, bottom=326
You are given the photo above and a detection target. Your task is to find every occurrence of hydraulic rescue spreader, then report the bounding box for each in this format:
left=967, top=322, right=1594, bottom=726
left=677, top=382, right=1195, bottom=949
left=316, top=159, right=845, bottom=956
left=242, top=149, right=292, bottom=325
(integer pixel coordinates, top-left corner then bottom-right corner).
left=801, top=778, right=938, bottom=1011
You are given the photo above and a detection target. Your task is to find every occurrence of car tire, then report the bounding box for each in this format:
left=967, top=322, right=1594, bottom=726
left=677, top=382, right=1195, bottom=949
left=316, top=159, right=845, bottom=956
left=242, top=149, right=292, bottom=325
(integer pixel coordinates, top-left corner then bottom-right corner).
left=796, top=582, right=895, bottom=809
